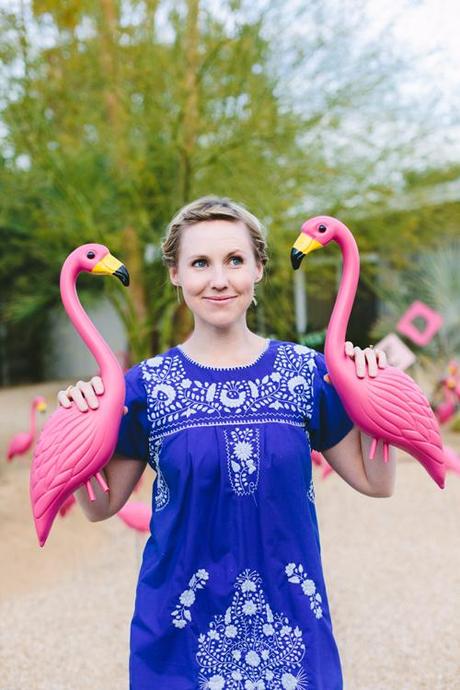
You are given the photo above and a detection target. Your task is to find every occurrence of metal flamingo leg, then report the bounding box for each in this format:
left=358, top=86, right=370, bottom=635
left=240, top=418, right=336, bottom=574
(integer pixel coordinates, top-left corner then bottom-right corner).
left=86, top=479, right=95, bottom=501
left=369, top=437, right=378, bottom=460
left=95, top=471, right=109, bottom=493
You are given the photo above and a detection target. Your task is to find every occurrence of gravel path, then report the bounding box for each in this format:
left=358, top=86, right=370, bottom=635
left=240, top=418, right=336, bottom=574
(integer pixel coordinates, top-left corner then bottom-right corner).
left=1, top=382, right=459, bottom=690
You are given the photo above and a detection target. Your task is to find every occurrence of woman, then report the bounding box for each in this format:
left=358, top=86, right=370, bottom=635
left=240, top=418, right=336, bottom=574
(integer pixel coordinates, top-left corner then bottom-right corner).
left=59, top=196, right=394, bottom=690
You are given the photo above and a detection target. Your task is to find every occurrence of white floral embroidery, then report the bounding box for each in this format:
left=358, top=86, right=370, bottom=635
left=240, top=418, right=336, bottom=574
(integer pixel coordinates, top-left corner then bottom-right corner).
left=141, top=343, right=317, bottom=442
left=307, top=479, right=315, bottom=504
left=149, top=437, right=169, bottom=511
left=197, top=569, right=309, bottom=689
left=140, top=343, right=318, bottom=512
left=285, top=563, right=323, bottom=619
left=171, top=568, right=209, bottom=628
left=224, top=426, right=260, bottom=496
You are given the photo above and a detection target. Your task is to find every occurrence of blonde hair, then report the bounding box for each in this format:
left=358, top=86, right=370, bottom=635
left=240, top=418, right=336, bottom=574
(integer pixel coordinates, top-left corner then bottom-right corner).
left=161, top=196, right=268, bottom=267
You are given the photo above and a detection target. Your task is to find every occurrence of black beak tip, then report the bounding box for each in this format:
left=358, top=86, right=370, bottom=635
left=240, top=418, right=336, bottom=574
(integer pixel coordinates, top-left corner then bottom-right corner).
left=114, top=265, right=130, bottom=286
left=290, top=248, right=304, bottom=270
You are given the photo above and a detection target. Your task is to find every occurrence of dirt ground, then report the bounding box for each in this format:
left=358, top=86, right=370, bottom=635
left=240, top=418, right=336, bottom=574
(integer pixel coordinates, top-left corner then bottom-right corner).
left=1, top=381, right=459, bottom=690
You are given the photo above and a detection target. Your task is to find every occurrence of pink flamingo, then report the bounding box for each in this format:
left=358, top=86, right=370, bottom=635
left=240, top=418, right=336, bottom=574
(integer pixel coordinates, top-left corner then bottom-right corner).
left=59, top=494, right=77, bottom=518
left=30, top=244, right=129, bottom=546
left=291, top=216, right=445, bottom=489
left=434, top=377, right=458, bottom=424
left=443, top=446, right=460, bottom=476
left=117, top=501, right=151, bottom=533
left=7, top=396, right=47, bottom=461
left=311, top=449, right=334, bottom=480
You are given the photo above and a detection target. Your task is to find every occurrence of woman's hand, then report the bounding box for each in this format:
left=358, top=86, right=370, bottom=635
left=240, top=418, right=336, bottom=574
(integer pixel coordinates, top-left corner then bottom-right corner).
left=344, top=340, right=387, bottom=378
left=57, top=376, right=128, bottom=414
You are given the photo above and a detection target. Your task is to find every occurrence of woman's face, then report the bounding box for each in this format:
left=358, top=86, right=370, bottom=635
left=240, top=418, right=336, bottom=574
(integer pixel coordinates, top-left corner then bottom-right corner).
left=169, top=220, right=263, bottom=330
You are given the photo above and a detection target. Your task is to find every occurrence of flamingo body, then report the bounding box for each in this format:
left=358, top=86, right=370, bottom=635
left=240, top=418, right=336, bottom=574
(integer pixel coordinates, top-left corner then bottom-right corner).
left=435, top=399, right=456, bottom=425
left=7, top=431, right=34, bottom=460
left=30, top=244, right=129, bottom=546
left=328, top=356, right=445, bottom=487
left=291, top=216, right=446, bottom=489
left=117, top=501, right=151, bottom=533
left=31, top=403, right=121, bottom=543
left=7, top=396, right=47, bottom=461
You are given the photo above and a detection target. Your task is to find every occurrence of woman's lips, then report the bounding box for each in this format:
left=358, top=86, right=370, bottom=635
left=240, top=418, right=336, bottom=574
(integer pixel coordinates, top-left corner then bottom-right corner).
left=203, top=296, right=237, bottom=303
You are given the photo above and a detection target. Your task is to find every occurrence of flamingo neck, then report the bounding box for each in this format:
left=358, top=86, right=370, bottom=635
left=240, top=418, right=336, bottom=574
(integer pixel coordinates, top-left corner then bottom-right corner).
left=324, top=230, right=360, bottom=367
left=60, top=262, right=119, bottom=380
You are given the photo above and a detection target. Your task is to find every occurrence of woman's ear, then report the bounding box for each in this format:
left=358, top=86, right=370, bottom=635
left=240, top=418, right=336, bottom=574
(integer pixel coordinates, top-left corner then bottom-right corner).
left=255, top=263, right=264, bottom=284
left=168, top=265, right=179, bottom=286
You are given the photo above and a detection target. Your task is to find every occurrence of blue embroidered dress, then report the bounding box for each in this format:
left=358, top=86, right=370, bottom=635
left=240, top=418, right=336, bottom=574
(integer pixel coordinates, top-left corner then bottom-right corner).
left=115, top=339, right=353, bottom=690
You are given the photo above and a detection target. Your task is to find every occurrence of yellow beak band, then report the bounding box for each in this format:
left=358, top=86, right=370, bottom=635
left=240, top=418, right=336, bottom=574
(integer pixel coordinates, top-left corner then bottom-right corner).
left=37, top=402, right=47, bottom=412
left=91, top=253, right=124, bottom=276
left=292, top=234, right=323, bottom=256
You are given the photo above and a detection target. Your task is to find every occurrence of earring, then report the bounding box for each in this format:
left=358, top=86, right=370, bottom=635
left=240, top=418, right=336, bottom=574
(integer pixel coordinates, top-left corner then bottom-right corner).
left=252, top=292, right=258, bottom=306
left=176, top=286, right=182, bottom=303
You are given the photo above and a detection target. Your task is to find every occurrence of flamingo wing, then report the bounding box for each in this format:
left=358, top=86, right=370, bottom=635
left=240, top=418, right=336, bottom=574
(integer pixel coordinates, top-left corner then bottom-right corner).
left=360, top=366, right=445, bottom=487
left=30, top=405, right=111, bottom=545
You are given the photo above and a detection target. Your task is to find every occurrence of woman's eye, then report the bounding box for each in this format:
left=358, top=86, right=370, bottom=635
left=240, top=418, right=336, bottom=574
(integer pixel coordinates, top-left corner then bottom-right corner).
left=230, top=256, right=243, bottom=265
left=192, top=259, right=207, bottom=268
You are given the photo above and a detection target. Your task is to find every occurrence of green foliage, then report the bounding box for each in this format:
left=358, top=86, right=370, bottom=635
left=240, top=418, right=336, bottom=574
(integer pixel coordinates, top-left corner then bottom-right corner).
left=0, top=0, right=458, bottom=377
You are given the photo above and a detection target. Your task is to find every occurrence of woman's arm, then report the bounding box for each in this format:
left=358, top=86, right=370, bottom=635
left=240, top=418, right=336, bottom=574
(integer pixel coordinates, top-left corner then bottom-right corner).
left=75, top=454, right=147, bottom=521
left=322, top=342, right=396, bottom=498
left=323, top=426, right=396, bottom=497
left=57, top=376, right=148, bottom=521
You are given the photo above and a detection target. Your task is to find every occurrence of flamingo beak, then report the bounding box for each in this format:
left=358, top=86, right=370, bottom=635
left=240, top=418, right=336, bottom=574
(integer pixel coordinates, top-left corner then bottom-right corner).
left=290, top=234, right=323, bottom=270
left=91, top=253, right=130, bottom=286
left=37, top=401, right=47, bottom=413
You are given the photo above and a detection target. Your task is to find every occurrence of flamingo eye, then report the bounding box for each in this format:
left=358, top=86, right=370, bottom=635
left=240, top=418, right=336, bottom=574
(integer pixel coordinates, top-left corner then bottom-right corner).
left=318, top=224, right=327, bottom=233
left=87, top=251, right=96, bottom=259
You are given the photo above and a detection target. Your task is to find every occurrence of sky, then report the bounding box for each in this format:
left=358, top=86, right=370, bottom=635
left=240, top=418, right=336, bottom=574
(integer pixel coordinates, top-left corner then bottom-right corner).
left=366, top=0, right=460, bottom=95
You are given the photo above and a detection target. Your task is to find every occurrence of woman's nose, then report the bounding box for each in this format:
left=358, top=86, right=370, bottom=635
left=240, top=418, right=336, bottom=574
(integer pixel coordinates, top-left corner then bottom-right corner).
left=209, top=266, right=228, bottom=288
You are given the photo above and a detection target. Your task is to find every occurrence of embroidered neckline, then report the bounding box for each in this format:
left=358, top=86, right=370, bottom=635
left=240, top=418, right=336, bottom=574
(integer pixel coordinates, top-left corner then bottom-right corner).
left=175, top=338, right=272, bottom=371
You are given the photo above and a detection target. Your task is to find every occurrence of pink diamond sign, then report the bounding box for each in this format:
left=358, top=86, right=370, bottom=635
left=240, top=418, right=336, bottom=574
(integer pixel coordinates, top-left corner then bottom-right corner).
left=396, top=301, right=443, bottom=347
left=375, top=333, right=416, bottom=370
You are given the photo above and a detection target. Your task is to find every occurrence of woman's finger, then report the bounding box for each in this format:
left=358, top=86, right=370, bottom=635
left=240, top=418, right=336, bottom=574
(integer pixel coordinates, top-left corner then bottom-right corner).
left=70, top=386, right=89, bottom=412
left=91, top=376, right=104, bottom=395
left=77, top=381, right=99, bottom=410
left=364, top=347, right=378, bottom=377
left=57, top=390, right=72, bottom=408
left=353, top=346, right=366, bottom=378
left=377, top=350, right=387, bottom=368
left=345, top=341, right=354, bottom=357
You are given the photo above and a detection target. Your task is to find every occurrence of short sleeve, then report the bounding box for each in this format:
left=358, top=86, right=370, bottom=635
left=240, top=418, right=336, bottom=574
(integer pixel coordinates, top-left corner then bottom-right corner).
left=114, top=363, right=149, bottom=462
left=307, top=352, right=354, bottom=452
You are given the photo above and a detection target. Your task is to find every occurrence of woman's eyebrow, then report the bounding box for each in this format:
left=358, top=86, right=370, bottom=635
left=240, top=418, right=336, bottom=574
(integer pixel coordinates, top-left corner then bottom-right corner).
left=189, top=249, right=246, bottom=260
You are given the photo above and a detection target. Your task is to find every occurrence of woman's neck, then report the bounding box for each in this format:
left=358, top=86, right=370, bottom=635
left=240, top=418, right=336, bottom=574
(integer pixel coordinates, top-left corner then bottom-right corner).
left=179, top=324, right=267, bottom=367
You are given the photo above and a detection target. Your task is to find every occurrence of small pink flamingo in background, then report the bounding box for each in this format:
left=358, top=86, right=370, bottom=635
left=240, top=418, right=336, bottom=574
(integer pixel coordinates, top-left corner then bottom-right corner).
left=59, top=494, right=77, bottom=517
left=291, top=216, right=445, bottom=489
left=311, top=450, right=334, bottom=480
left=117, top=501, right=151, bottom=533
left=30, top=244, right=130, bottom=546
left=7, top=396, right=47, bottom=461
left=443, top=446, right=460, bottom=476
left=434, top=377, right=458, bottom=424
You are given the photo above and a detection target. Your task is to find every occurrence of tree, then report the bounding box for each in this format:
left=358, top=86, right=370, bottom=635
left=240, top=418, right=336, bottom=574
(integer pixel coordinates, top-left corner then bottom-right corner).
left=0, top=0, right=456, bottom=377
